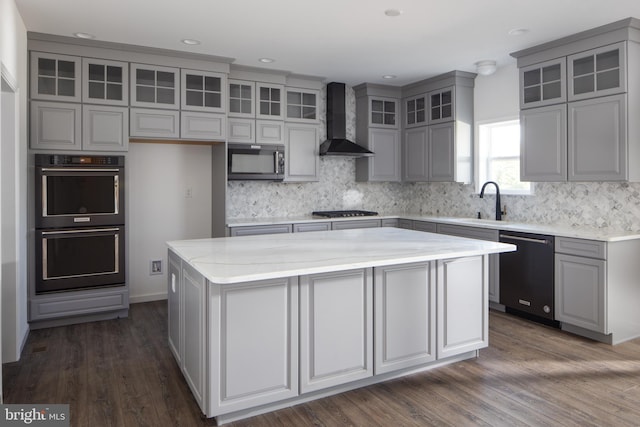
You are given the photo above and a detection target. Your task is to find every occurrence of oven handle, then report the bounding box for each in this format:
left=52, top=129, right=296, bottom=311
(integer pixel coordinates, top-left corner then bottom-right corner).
left=41, top=227, right=121, bottom=236
left=40, top=168, right=121, bottom=173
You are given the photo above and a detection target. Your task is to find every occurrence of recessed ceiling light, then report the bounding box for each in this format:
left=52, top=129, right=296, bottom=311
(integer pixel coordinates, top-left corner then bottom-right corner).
left=384, top=8, right=402, bottom=17
left=259, top=58, right=275, bottom=63
left=382, top=75, right=397, bottom=79
left=508, top=28, right=529, bottom=36
left=73, top=32, right=95, bottom=39
left=181, top=39, right=201, bottom=45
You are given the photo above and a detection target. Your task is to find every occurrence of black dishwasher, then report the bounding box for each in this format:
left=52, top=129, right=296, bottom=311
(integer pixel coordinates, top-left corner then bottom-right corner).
left=499, top=231, right=557, bottom=324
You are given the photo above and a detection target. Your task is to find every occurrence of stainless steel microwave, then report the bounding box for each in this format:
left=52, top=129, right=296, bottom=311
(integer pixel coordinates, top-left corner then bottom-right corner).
left=228, top=143, right=285, bottom=181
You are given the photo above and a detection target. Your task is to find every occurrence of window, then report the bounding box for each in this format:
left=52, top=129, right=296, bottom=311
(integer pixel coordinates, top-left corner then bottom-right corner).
left=477, top=119, right=533, bottom=195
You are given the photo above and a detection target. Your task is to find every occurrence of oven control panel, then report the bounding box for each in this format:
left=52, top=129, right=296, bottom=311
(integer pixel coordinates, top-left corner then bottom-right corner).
left=35, top=154, right=125, bottom=167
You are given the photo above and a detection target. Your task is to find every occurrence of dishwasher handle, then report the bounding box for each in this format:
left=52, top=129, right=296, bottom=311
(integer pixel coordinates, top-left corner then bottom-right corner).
left=499, top=234, right=551, bottom=245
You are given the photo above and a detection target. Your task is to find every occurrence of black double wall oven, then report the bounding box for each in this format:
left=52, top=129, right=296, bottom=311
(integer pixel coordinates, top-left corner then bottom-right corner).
left=35, top=154, right=125, bottom=294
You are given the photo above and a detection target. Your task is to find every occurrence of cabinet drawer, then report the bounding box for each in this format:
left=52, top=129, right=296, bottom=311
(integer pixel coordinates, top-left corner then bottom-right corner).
left=381, top=218, right=399, bottom=227
left=398, top=219, right=414, bottom=230
left=229, top=224, right=292, bottom=236
left=436, top=224, right=498, bottom=241
left=413, top=221, right=437, bottom=233
left=555, top=237, right=606, bottom=259
left=331, top=219, right=381, bottom=230
left=293, top=222, right=331, bottom=233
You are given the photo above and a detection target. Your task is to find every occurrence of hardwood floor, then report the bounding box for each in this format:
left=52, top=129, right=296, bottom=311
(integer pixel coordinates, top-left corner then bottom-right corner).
left=4, top=301, right=640, bottom=426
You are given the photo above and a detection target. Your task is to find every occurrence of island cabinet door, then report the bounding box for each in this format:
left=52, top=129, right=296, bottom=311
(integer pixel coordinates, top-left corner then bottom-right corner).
left=374, top=262, right=436, bottom=375
left=436, top=256, right=489, bottom=359
left=167, top=250, right=182, bottom=365
left=209, top=278, right=299, bottom=416
left=299, top=268, right=374, bottom=393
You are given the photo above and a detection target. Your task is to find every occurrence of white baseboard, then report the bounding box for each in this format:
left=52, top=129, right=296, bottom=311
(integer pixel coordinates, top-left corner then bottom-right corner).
left=129, top=292, right=167, bottom=304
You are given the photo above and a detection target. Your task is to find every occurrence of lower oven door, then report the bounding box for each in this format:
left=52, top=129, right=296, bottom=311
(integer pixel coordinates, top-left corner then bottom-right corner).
left=36, top=226, right=126, bottom=294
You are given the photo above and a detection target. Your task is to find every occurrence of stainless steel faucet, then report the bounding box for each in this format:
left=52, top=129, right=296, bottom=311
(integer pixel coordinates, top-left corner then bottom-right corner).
left=479, top=181, right=502, bottom=221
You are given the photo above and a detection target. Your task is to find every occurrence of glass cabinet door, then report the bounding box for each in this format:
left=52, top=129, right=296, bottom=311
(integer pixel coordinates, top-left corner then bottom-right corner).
left=429, top=87, right=454, bottom=124
left=405, top=94, right=426, bottom=127
left=568, top=42, right=626, bottom=101
left=181, top=69, right=226, bottom=113
left=520, top=58, right=566, bottom=109
left=286, top=88, right=319, bottom=122
left=130, top=63, right=179, bottom=109
left=30, top=52, right=81, bottom=102
left=369, top=97, right=397, bottom=127
left=229, top=79, right=255, bottom=118
left=256, top=83, right=285, bottom=120
left=82, top=58, right=128, bottom=106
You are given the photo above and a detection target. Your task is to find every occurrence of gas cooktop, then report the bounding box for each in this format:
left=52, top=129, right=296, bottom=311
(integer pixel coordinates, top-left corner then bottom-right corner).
left=312, top=210, right=379, bottom=218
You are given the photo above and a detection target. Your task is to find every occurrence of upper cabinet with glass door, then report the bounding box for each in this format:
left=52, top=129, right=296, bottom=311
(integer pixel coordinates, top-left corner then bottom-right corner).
left=519, top=58, right=566, bottom=109
left=568, top=42, right=626, bottom=101
left=82, top=58, right=128, bottom=106
left=369, top=97, right=398, bottom=128
left=285, top=88, right=319, bottom=123
left=181, top=69, right=226, bottom=113
left=405, top=94, right=427, bottom=128
left=130, top=63, right=179, bottom=109
left=256, top=82, right=285, bottom=120
left=428, top=87, right=455, bottom=124
left=229, top=79, right=255, bottom=118
left=30, top=52, right=81, bottom=102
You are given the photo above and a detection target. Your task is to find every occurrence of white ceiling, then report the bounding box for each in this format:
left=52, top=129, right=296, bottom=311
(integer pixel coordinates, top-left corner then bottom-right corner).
left=14, top=0, right=640, bottom=86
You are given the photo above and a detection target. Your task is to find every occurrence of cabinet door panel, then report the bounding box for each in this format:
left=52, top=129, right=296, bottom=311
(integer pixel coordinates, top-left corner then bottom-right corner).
left=368, top=128, right=401, bottom=181
left=428, top=122, right=455, bottom=182
left=130, top=108, right=180, bottom=138
left=181, top=112, right=226, bottom=140
left=520, top=104, right=568, bottom=181
left=437, top=256, right=488, bottom=359
left=228, top=118, right=255, bottom=143
left=520, top=58, right=566, bottom=109
left=182, top=263, right=207, bottom=411
left=285, top=124, right=319, bottom=182
left=568, top=42, right=626, bottom=101
left=300, top=269, right=373, bottom=393
left=256, top=120, right=284, bottom=144
left=404, top=127, right=428, bottom=181
left=82, top=58, right=128, bottom=106
left=568, top=94, right=626, bottom=181
left=83, top=105, right=128, bottom=151
left=168, top=250, right=182, bottom=363
left=31, top=52, right=81, bottom=102
left=30, top=101, right=81, bottom=150
left=374, top=263, right=435, bottom=374
left=555, top=254, right=607, bottom=333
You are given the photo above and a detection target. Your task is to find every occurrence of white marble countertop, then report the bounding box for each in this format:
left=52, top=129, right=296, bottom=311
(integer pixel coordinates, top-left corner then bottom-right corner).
left=168, top=227, right=515, bottom=284
left=227, top=214, right=640, bottom=242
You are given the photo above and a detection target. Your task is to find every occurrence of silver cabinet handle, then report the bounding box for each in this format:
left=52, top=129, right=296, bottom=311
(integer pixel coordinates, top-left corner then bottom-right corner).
left=499, top=234, right=549, bottom=245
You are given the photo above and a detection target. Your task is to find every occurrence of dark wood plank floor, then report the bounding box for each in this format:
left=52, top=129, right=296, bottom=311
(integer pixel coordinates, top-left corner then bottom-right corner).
left=4, top=301, right=640, bottom=427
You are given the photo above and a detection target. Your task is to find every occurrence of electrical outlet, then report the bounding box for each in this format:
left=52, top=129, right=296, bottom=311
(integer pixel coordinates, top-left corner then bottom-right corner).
left=150, top=260, right=163, bottom=275
left=185, top=187, right=193, bottom=198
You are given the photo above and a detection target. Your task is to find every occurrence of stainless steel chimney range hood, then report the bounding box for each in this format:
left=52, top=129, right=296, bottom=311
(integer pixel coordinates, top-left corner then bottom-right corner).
left=320, top=82, right=374, bottom=157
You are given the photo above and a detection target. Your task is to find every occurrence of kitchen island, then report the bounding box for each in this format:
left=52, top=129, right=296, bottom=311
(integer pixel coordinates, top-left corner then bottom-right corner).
left=167, top=227, right=515, bottom=424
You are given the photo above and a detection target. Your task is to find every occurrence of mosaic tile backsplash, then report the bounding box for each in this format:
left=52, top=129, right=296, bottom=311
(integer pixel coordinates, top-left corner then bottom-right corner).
left=227, top=85, right=640, bottom=231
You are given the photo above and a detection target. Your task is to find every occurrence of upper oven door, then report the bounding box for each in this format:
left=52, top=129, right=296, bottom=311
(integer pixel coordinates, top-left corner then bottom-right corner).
left=35, top=166, right=124, bottom=228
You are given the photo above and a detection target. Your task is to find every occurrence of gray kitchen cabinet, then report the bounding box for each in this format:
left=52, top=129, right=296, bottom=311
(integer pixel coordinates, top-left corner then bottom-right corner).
left=30, top=51, right=81, bottom=102
left=293, top=222, right=331, bottom=233
left=520, top=104, right=568, bottom=181
left=299, top=268, right=373, bottom=393
left=82, top=58, right=128, bottom=106
left=404, top=93, right=427, bottom=128
left=229, top=79, right=255, bottom=118
left=228, top=117, right=255, bottom=143
left=284, top=123, right=319, bottom=182
left=130, top=108, right=180, bottom=139
left=182, top=261, right=207, bottom=411
left=397, top=219, right=413, bottom=229
left=436, top=224, right=500, bottom=304
left=554, top=236, right=640, bottom=344
left=374, top=262, right=436, bottom=374
left=256, top=82, right=285, bottom=121
left=403, top=126, right=428, bottom=182
left=519, top=58, right=566, bottom=109
left=130, top=63, right=179, bottom=109
left=168, top=250, right=183, bottom=365
left=229, top=224, right=293, bottom=236
left=381, top=218, right=399, bottom=227
left=30, top=101, right=81, bottom=150
left=285, top=88, right=319, bottom=123
left=29, top=286, right=129, bottom=322
left=83, top=105, right=129, bottom=151
left=256, top=120, right=284, bottom=144
left=181, top=69, right=226, bottom=113
left=331, top=219, right=381, bottom=230
left=180, top=111, right=226, bottom=140
left=401, top=71, right=475, bottom=184
left=428, top=86, right=455, bottom=125
left=436, top=256, right=488, bottom=359
left=567, top=42, right=626, bottom=102
left=512, top=19, right=640, bottom=182
left=355, top=84, right=402, bottom=182
left=412, top=220, right=437, bottom=233
left=568, top=94, right=626, bottom=181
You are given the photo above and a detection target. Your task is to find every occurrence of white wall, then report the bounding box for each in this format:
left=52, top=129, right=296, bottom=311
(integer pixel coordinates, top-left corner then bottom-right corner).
left=1, top=0, right=29, bottom=363
left=127, top=143, right=212, bottom=302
